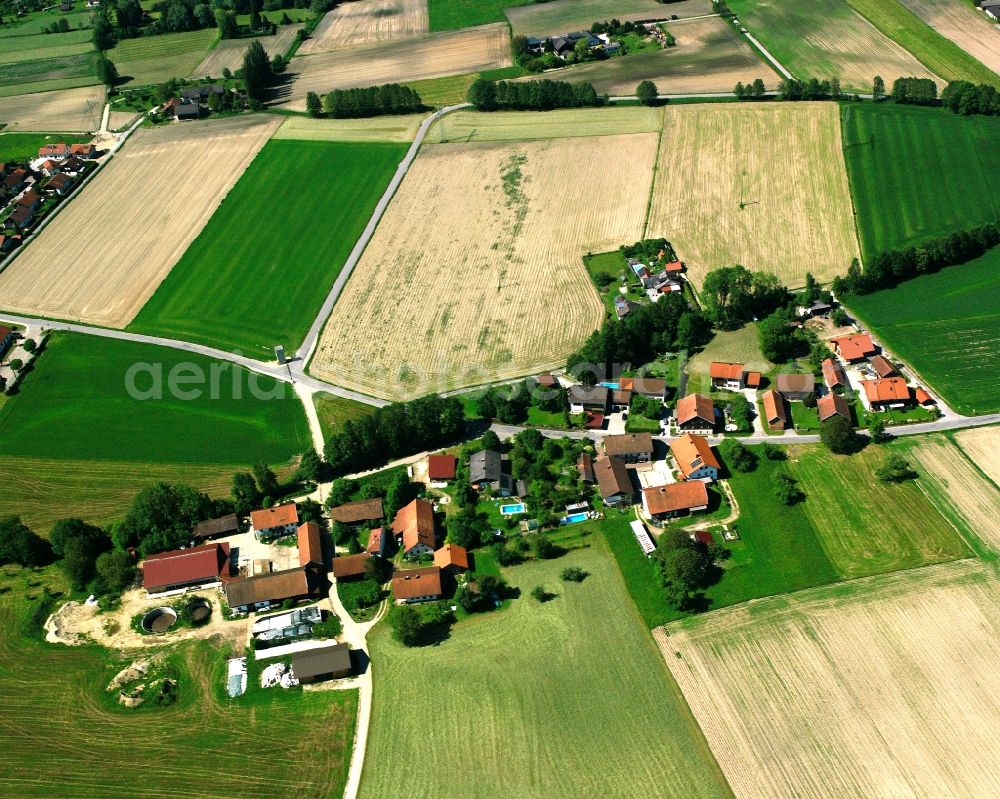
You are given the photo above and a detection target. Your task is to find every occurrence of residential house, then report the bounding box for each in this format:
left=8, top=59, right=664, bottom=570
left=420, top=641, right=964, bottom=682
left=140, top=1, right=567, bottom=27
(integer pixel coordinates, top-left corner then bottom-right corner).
left=869, top=354, right=897, bottom=378
left=817, top=392, right=851, bottom=422
left=594, top=456, right=635, bottom=506
left=366, top=526, right=387, bottom=557
left=622, top=376, right=667, bottom=401
left=3, top=168, right=27, bottom=193
left=37, top=144, right=71, bottom=159
left=551, top=36, right=572, bottom=56
left=392, top=498, right=436, bottom=558
left=761, top=389, right=789, bottom=431
left=8, top=205, right=34, bottom=229
left=611, top=385, right=633, bottom=410
left=774, top=373, right=815, bottom=402
left=61, top=155, right=85, bottom=175
left=142, top=542, right=231, bottom=594
left=577, top=452, right=595, bottom=485
left=670, top=433, right=720, bottom=482
left=181, top=85, right=225, bottom=103
left=250, top=502, right=299, bottom=541
left=225, top=565, right=323, bottom=613
left=0, top=326, right=13, bottom=358
left=525, top=36, right=543, bottom=54
left=292, top=642, right=352, bottom=683
left=392, top=566, right=443, bottom=604
left=568, top=384, right=609, bottom=415
left=44, top=173, right=75, bottom=196
left=821, top=358, right=848, bottom=390
left=603, top=432, right=654, bottom=463
left=332, top=552, right=370, bottom=581
left=39, top=159, right=60, bottom=176
left=664, top=260, right=684, bottom=275
left=192, top=513, right=240, bottom=541
left=434, top=543, right=469, bottom=574
left=175, top=101, right=201, bottom=121
left=709, top=362, right=761, bottom=391
left=832, top=333, right=876, bottom=363
left=16, top=188, right=43, bottom=213
left=614, top=294, right=642, bottom=319
left=534, top=372, right=558, bottom=389
left=297, top=521, right=323, bottom=567
left=861, top=377, right=913, bottom=410
left=70, top=143, right=97, bottom=158
left=642, top=481, right=709, bottom=523
left=329, top=498, right=383, bottom=529
left=675, top=393, right=716, bottom=433
left=427, top=454, right=457, bottom=483
left=469, top=449, right=513, bottom=494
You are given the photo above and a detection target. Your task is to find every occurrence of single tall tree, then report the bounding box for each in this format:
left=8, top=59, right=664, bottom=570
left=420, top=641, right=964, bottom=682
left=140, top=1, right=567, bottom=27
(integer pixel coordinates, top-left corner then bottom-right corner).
left=636, top=80, right=658, bottom=106
left=872, top=75, right=885, bottom=101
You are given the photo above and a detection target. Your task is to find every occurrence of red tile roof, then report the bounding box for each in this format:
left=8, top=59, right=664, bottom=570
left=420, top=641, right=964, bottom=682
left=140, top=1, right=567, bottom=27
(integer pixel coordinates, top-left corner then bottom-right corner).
left=914, top=388, right=934, bottom=405
left=709, top=362, right=744, bottom=380
left=861, top=377, right=911, bottom=404
left=643, top=481, right=708, bottom=515
left=822, top=358, right=847, bottom=388
left=676, top=393, right=714, bottom=426
left=392, top=566, right=442, bottom=601
left=297, top=522, right=323, bottom=567
left=251, top=502, right=298, bottom=530
left=833, top=333, right=876, bottom=361
left=664, top=260, right=684, bottom=273
left=585, top=413, right=605, bottom=429
left=817, top=392, right=851, bottom=422
left=143, top=542, right=230, bottom=592
left=392, top=498, right=435, bottom=553
left=744, top=371, right=761, bottom=388
left=670, top=433, right=720, bottom=478
left=434, top=543, right=469, bottom=571
left=761, top=389, right=788, bottom=426
left=332, top=552, right=369, bottom=579
left=367, top=526, right=385, bottom=555
left=869, top=354, right=896, bottom=378
left=427, top=455, right=457, bottom=480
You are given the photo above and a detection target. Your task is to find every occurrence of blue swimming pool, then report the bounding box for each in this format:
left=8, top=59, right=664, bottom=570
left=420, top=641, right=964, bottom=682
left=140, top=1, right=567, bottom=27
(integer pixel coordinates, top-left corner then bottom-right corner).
left=500, top=503, right=526, bottom=516
left=561, top=512, right=589, bottom=525
left=599, top=381, right=619, bottom=389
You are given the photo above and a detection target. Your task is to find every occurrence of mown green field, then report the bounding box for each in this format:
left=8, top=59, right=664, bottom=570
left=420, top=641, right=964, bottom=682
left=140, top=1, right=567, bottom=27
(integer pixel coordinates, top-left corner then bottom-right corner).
left=789, top=444, right=970, bottom=577
left=846, top=246, right=1000, bottom=415
left=841, top=103, right=1000, bottom=256
left=0, top=132, right=88, bottom=161
left=427, top=0, right=532, bottom=31
left=0, top=334, right=311, bottom=464
left=844, top=0, right=1000, bottom=88
left=130, top=140, right=406, bottom=357
left=0, top=8, right=91, bottom=37
left=108, top=28, right=216, bottom=85
left=0, top=50, right=98, bottom=93
left=360, top=546, right=733, bottom=799
left=0, top=569, right=357, bottom=799
left=0, top=29, right=93, bottom=63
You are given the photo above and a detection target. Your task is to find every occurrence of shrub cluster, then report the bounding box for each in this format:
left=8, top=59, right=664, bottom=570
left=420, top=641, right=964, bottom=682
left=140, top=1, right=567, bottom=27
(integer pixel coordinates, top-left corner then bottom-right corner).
left=941, top=80, right=1000, bottom=117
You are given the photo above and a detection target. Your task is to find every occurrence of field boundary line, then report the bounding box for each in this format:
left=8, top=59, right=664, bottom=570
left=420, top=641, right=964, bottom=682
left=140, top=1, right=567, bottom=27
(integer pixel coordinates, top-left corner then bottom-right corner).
left=641, top=105, right=666, bottom=239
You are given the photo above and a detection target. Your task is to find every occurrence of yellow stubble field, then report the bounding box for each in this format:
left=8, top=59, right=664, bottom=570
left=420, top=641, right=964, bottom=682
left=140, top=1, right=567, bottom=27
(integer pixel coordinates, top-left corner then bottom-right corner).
left=659, top=558, right=1000, bottom=799
left=299, top=0, right=428, bottom=54
left=0, top=85, right=104, bottom=131
left=311, top=132, right=660, bottom=399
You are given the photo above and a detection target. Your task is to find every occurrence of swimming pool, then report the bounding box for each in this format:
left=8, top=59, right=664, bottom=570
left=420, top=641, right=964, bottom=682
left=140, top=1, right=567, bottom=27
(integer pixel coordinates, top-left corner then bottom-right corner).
left=599, top=381, right=619, bottom=389
left=561, top=512, right=589, bottom=525
left=500, top=503, right=526, bottom=516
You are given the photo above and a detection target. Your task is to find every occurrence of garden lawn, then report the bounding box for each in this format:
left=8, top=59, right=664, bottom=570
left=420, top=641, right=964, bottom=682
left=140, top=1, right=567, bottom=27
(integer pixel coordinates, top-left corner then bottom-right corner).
left=0, top=578, right=357, bottom=799
left=788, top=443, right=969, bottom=578
left=841, top=103, right=1000, bottom=256
left=845, top=246, right=1000, bottom=415
left=0, top=333, right=310, bottom=464
left=359, top=545, right=733, bottom=799
left=130, top=140, right=407, bottom=357
left=315, top=393, right=377, bottom=441
left=0, top=132, right=89, bottom=161
left=427, top=0, right=532, bottom=31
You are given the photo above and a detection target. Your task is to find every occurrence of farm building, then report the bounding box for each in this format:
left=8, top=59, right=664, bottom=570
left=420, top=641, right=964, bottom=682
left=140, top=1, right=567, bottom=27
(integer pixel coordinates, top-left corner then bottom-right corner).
left=832, top=333, right=876, bottom=362
left=642, top=481, right=709, bottom=522
left=0, top=326, right=13, bottom=357
left=434, top=543, right=469, bottom=574
left=192, top=513, right=240, bottom=541
left=367, top=526, right=387, bottom=556
left=860, top=377, right=913, bottom=410
left=675, top=393, right=716, bottom=433
left=569, top=384, right=610, bottom=415
left=709, top=362, right=761, bottom=391
left=774, top=374, right=816, bottom=402
left=392, top=566, right=443, bottom=604
left=142, top=542, right=231, bottom=595
left=761, top=389, right=788, bottom=431
left=670, top=433, right=720, bottom=482
left=224, top=564, right=323, bottom=613
left=392, top=498, right=436, bottom=558
left=332, top=552, right=370, bottom=581
left=469, top=449, right=513, bottom=494
left=822, top=358, right=848, bottom=390
left=44, top=173, right=75, bottom=196
left=70, top=143, right=97, bottom=158
left=37, top=143, right=71, bottom=159
left=427, top=454, right=457, bottom=482
left=534, top=372, right=559, bottom=388
left=251, top=503, right=299, bottom=540
left=577, top=452, right=595, bottom=485
left=817, top=392, right=851, bottom=422
left=603, top=433, right=654, bottom=463
left=297, top=521, right=323, bottom=567
left=869, top=354, right=897, bottom=378
left=291, top=643, right=352, bottom=683
left=329, top=498, right=383, bottom=528
left=915, top=388, right=935, bottom=406
left=629, top=519, right=656, bottom=555
left=594, top=456, right=635, bottom=506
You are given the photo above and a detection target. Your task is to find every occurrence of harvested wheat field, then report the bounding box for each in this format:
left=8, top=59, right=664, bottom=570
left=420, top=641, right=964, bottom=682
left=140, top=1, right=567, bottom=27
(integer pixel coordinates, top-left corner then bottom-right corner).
left=659, top=558, right=1000, bottom=799
left=107, top=110, right=140, bottom=131
left=523, top=16, right=776, bottom=96
left=908, top=430, right=1000, bottom=552
left=507, top=0, right=711, bottom=38
left=427, top=106, right=663, bottom=143
left=646, top=103, right=859, bottom=289
left=899, top=0, right=1000, bottom=78
left=299, top=0, right=428, bottom=54
left=191, top=24, right=304, bottom=78
left=0, top=85, right=103, bottom=131
left=0, top=115, right=280, bottom=328
left=274, top=112, right=426, bottom=142
left=282, top=23, right=510, bottom=111
left=313, top=133, right=658, bottom=399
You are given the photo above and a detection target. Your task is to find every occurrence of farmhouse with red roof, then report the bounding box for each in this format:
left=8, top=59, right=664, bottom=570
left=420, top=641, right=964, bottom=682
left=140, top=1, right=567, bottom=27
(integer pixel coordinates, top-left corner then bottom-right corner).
left=143, top=542, right=231, bottom=595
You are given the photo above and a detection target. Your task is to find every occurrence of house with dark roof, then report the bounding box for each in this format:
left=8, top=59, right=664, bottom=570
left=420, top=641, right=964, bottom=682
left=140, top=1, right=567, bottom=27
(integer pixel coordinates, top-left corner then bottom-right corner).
left=175, top=101, right=202, bottom=121
left=192, top=513, right=240, bottom=541
left=761, top=389, right=788, bottom=431
left=675, top=393, right=716, bottom=433
left=577, top=452, right=595, bottom=485
left=775, top=373, right=815, bottom=402
left=594, top=456, right=635, bottom=506
left=392, top=566, right=443, bottom=604
left=329, top=498, right=383, bottom=528
left=469, top=449, right=513, bottom=494
left=44, top=173, right=75, bottom=196
left=224, top=565, right=322, bottom=613
left=392, top=498, right=436, bottom=558
left=669, top=433, right=720, bottom=482
left=16, top=188, right=43, bottom=213
left=292, top=642, right=352, bottom=683
left=568, top=384, right=609, bottom=415
left=817, top=392, right=851, bottom=422
left=603, top=433, right=653, bottom=463
left=642, top=481, right=709, bottom=522
left=624, top=376, right=667, bottom=401
left=7, top=205, right=34, bottom=229
left=143, top=542, right=231, bottom=594
left=869, top=354, right=897, bottom=379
